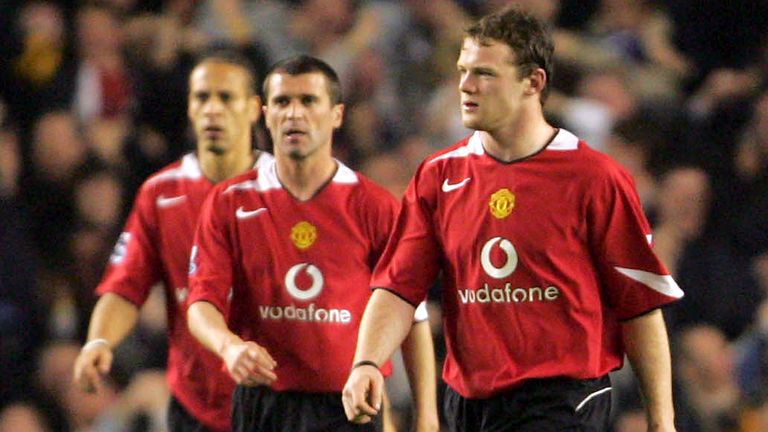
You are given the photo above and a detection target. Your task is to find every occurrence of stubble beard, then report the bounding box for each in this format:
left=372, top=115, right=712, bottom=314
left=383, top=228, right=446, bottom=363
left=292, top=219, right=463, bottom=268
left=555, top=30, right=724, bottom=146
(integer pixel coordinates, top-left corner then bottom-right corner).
left=288, top=149, right=306, bottom=161
left=204, top=140, right=227, bottom=156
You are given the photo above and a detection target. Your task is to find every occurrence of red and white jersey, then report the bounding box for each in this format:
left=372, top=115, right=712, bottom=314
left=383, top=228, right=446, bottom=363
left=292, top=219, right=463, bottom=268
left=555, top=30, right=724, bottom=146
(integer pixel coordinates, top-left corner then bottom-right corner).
left=188, top=159, right=400, bottom=393
left=98, top=152, right=273, bottom=432
left=372, top=129, right=683, bottom=399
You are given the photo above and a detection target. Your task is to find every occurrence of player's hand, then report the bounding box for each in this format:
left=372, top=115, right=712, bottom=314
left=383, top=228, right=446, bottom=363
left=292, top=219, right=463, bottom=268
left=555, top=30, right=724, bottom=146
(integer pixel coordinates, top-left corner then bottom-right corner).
left=221, top=338, right=277, bottom=386
left=73, top=342, right=113, bottom=393
left=342, top=364, right=383, bottom=424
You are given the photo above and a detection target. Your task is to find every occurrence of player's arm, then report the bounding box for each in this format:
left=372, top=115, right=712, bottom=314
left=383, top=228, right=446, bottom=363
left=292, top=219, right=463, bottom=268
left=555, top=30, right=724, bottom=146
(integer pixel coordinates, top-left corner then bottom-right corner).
left=342, top=289, right=416, bottom=424
left=187, top=300, right=277, bottom=386
left=400, top=303, right=439, bottom=432
left=621, top=309, right=676, bottom=432
left=73, top=293, right=139, bottom=393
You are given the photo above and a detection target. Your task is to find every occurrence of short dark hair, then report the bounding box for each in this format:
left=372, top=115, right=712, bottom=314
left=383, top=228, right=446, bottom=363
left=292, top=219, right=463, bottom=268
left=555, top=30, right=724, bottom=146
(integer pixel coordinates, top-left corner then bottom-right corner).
left=262, top=55, right=342, bottom=105
left=193, top=49, right=258, bottom=95
left=465, top=7, right=555, bottom=102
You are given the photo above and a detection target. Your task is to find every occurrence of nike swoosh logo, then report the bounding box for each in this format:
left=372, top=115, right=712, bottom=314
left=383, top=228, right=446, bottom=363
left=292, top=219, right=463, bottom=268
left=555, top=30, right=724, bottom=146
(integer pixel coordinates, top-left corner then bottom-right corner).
left=156, top=195, right=187, bottom=208
left=236, top=207, right=268, bottom=219
left=442, top=177, right=471, bottom=192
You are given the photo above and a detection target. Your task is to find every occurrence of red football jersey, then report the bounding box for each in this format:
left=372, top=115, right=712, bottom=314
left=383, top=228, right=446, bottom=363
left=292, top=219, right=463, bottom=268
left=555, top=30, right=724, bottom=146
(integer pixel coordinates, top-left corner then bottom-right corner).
left=98, top=152, right=272, bottom=432
left=372, top=129, right=683, bottom=398
left=188, top=159, right=399, bottom=392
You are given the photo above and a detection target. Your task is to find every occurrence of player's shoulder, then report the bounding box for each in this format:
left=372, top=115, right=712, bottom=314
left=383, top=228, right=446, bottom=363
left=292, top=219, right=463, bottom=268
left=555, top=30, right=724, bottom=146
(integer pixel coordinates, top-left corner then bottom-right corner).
left=423, top=134, right=478, bottom=168
left=144, top=154, right=198, bottom=186
left=548, top=129, right=631, bottom=181
left=214, top=151, right=276, bottom=196
left=137, top=153, right=202, bottom=200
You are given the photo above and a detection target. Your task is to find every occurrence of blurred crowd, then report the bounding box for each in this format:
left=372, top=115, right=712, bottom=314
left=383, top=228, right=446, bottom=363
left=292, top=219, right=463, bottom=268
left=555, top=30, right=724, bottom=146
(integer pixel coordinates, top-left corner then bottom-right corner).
left=1, top=0, right=768, bottom=431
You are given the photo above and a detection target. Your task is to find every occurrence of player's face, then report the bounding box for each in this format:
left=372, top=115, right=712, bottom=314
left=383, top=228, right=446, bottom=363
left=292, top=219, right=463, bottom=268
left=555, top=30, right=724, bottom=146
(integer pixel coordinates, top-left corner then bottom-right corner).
left=457, top=37, right=531, bottom=132
left=263, top=72, right=343, bottom=161
left=188, top=62, right=260, bottom=156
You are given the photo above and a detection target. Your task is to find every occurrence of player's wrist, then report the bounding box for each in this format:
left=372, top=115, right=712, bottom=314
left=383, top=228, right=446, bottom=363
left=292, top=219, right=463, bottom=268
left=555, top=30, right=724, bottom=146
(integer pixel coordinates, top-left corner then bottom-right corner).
left=218, top=334, right=243, bottom=357
left=351, top=360, right=380, bottom=371
left=82, top=338, right=110, bottom=352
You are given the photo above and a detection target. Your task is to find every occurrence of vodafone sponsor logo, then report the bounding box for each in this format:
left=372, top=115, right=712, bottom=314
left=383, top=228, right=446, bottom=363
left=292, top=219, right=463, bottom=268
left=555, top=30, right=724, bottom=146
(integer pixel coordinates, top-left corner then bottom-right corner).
left=258, top=263, right=352, bottom=324
left=458, top=284, right=560, bottom=304
left=459, top=237, right=561, bottom=305
left=480, top=237, right=517, bottom=278
left=258, top=303, right=351, bottom=324
left=285, top=263, right=323, bottom=300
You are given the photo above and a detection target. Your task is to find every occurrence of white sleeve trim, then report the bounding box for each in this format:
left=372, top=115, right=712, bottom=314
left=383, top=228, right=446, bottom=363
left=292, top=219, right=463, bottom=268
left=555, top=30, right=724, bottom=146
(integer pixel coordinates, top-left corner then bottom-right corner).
left=413, top=301, right=429, bottom=322
left=614, top=267, right=684, bottom=299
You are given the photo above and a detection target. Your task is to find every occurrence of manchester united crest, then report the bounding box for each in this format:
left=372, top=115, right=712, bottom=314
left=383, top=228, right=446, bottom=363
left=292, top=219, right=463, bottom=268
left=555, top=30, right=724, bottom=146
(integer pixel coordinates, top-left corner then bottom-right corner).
left=489, top=188, right=515, bottom=219
left=291, top=221, right=317, bottom=249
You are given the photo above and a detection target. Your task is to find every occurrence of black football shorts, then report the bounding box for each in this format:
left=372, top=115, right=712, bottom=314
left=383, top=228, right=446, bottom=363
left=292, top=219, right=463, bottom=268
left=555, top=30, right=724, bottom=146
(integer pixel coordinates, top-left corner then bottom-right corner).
left=444, top=375, right=612, bottom=432
left=167, top=395, right=213, bottom=432
left=232, top=385, right=382, bottom=432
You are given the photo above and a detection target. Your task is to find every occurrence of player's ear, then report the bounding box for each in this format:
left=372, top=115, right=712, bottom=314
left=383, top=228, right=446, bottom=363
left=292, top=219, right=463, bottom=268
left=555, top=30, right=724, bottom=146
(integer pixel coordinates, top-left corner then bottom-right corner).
left=332, top=103, right=344, bottom=129
left=525, top=68, right=547, bottom=96
left=249, top=95, right=262, bottom=123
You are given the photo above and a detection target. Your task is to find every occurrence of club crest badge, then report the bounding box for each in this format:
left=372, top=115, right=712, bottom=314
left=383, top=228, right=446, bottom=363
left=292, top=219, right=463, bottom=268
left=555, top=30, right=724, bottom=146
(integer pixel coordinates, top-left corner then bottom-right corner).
left=489, top=188, right=515, bottom=219
left=291, top=221, right=317, bottom=250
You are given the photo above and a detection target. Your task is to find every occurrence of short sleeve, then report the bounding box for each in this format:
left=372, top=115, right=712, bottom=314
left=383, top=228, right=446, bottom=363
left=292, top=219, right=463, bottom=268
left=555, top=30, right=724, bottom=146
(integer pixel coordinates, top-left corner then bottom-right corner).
left=187, top=187, right=234, bottom=315
left=587, top=166, right=683, bottom=319
left=96, top=183, right=162, bottom=306
left=371, top=164, right=442, bottom=306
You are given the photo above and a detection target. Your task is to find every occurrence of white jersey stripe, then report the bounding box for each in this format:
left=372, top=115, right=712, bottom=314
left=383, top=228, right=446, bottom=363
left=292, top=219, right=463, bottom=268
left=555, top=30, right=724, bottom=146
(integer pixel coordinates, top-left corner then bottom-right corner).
left=413, top=301, right=429, bottom=322
left=574, top=387, right=612, bottom=412
left=148, top=153, right=203, bottom=184
left=429, top=132, right=485, bottom=163
left=614, top=267, right=684, bottom=298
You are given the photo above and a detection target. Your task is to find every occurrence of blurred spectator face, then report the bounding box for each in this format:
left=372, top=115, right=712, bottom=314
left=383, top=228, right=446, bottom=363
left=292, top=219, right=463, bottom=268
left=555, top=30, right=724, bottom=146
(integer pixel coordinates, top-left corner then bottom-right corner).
left=604, top=133, right=647, bottom=176
left=31, top=112, right=88, bottom=182
left=577, top=70, right=636, bottom=121
left=600, top=0, right=646, bottom=30
left=510, top=0, right=560, bottom=23
left=18, top=1, right=64, bottom=43
left=753, top=254, right=768, bottom=295
left=656, top=167, right=710, bottom=239
left=0, top=129, right=20, bottom=196
left=302, top=0, right=353, bottom=34
left=263, top=72, right=343, bottom=161
left=75, top=171, right=123, bottom=227
left=76, top=5, right=122, bottom=58
left=0, top=404, right=49, bottom=432
left=86, top=118, right=128, bottom=166
left=458, top=38, right=533, bottom=132
left=754, top=92, right=768, bottom=145
left=188, top=62, right=259, bottom=157
left=680, top=325, right=734, bottom=389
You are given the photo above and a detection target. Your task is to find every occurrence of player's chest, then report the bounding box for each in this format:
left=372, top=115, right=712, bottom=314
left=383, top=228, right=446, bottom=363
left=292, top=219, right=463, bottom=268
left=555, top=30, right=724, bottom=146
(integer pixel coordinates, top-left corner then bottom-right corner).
left=154, top=188, right=210, bottom=251
left=433, top=165, right=588, bottom=256
left=230, top=195, right=371, bottom=272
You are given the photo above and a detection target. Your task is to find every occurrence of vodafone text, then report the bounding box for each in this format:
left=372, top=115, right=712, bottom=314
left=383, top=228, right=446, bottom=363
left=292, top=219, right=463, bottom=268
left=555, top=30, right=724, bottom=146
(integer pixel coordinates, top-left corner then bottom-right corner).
left=458, top=283, right=561, bottom=304
left=258, top=303, right=352, bottom=324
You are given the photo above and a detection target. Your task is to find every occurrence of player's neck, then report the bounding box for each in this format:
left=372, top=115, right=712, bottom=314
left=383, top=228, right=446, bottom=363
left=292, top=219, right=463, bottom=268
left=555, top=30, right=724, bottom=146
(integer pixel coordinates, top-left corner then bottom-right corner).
left=198, top=147, right=255, bottom=183
left=480, top=113, right=555, bottom=162
left=275, top=153, right=337, bottom=201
